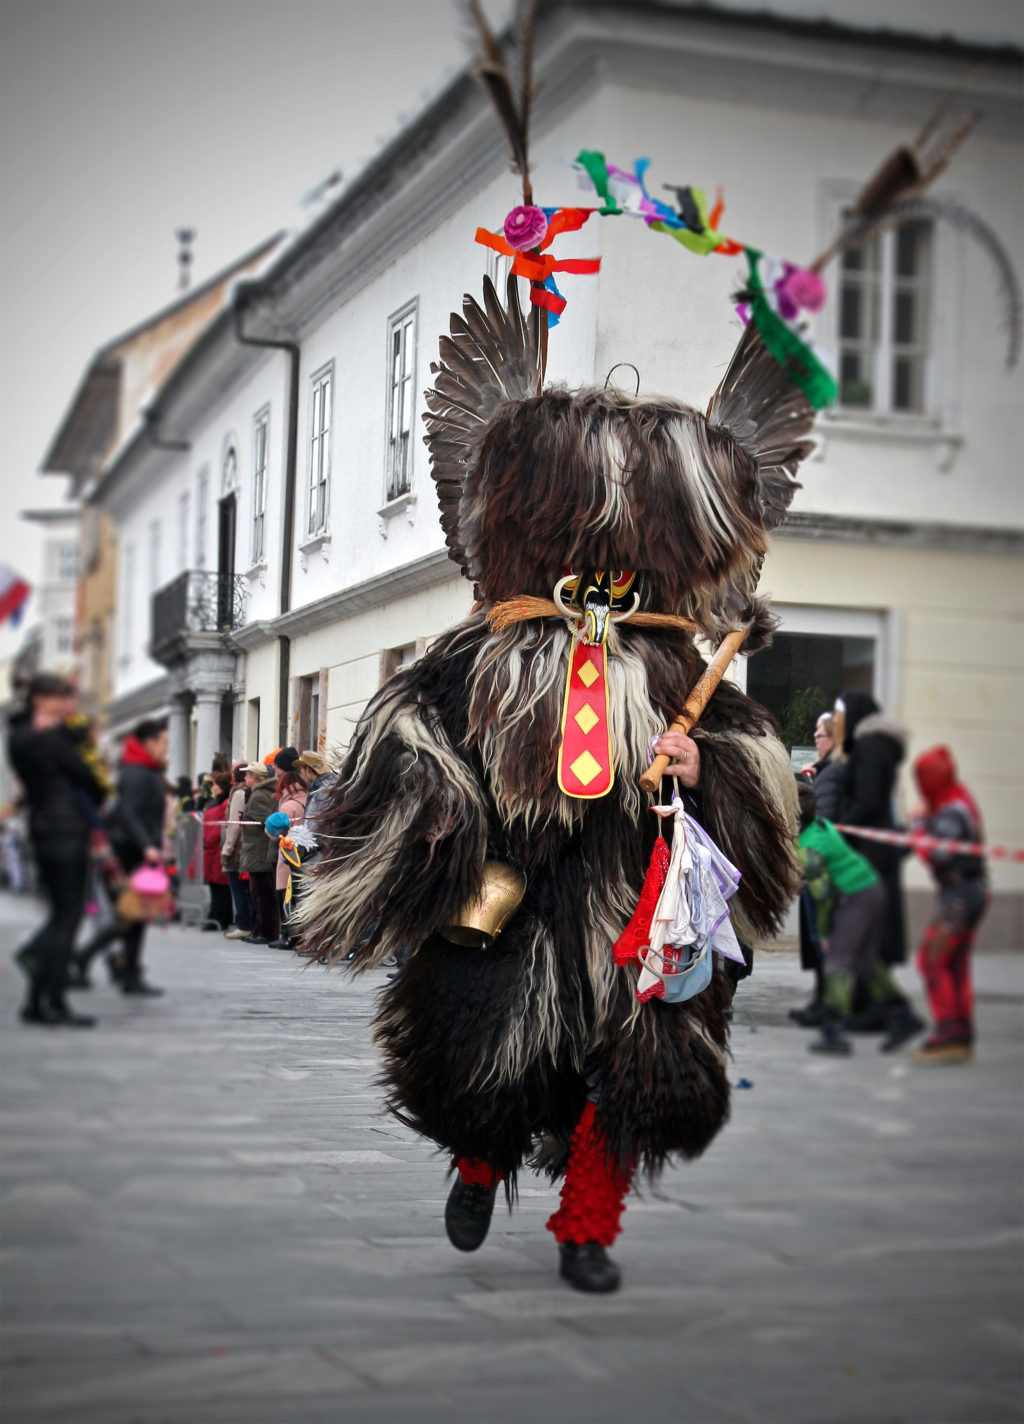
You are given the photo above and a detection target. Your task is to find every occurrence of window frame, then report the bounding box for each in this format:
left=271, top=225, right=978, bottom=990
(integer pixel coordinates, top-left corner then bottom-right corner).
left=195, top=466, right=209, bottom=570
left=816, top=181, right=961, bottom=428
left=384, top=300, right=418, bottom=504
left=252, top=405, right=270, bottom=565
left=307, top=363, right=334, bottom=538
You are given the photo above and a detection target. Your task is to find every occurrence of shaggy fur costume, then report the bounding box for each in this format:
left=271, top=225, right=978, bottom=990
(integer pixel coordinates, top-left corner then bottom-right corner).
left=301, top=274, right=806, bottom=1197
left=302, top=614, right=798, bottom=1184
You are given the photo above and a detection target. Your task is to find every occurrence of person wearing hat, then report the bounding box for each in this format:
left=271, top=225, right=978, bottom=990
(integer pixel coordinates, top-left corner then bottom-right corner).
left=221, top=764, right=253, bottom=939
left=267, top=749, right=308, bottom=949
left=7, top=673, right=107, bottom=1026
left=239, top=762, right=279, bottom=944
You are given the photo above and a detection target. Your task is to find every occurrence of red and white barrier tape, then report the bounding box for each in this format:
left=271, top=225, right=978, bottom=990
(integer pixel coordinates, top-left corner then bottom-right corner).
left=186, top=810, right=1022, bottom=862
left=835, top=823, right=1024, bottom=863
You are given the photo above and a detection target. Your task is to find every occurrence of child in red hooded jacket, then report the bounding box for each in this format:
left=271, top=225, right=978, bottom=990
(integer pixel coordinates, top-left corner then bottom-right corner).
left=910, top=746, right=988, bottom=1063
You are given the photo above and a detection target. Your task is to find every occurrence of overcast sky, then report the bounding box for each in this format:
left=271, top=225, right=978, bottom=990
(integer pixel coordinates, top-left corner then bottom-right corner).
left=1, top=0, right=1021, bottom=663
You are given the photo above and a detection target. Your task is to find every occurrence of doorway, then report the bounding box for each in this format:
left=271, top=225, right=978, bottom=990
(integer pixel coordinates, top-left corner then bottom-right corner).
left=217, top=495, right=236, bottom=628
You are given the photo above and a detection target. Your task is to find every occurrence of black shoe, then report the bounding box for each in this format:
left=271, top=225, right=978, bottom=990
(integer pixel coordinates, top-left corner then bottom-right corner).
left=444, top=1177, right=499, bottom=1252
left=809, top=1028, right=853, bottom=1056
left=880, top=1006, right=925, bottom=1053
left=121, top=979, right=165, bottom=997
left=46, top=1002, right=96, bottom=1028
left=268, top=937, right=293, bottom=950
left=847, top=1004, right=890, bottom=1034
left=789, top=1002, right=825, bottom=1028
left=243, top=935, right=269, bottom=945
left=107, top=955, right=127, bottom=985
left=20, top=1002, right=60, bottom=1026
left=558, top=1241, right=622, bottom=1293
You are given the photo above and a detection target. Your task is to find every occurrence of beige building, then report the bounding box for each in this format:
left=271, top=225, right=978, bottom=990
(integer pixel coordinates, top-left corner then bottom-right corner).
left=45, top=2, right=1023, bottom=945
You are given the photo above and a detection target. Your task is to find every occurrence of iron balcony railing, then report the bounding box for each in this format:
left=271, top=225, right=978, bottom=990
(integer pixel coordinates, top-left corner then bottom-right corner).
left=150, top=570, right=247, bottom=663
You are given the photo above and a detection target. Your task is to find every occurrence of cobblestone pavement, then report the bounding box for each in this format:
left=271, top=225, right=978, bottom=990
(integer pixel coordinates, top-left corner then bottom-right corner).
left=1, top=892, right=1021, bottom=1424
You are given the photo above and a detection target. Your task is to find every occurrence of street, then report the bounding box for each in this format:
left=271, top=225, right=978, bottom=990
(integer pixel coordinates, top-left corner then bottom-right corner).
left=1, top=891, right=1021, bottom=1424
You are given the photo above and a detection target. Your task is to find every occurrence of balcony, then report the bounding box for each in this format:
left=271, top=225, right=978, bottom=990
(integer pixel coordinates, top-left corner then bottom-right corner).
left=150, top=570, right=246, bottom=667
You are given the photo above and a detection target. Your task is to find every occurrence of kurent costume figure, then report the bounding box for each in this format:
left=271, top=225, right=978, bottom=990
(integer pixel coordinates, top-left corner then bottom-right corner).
left=303, top=5, right=1019, bottom=1293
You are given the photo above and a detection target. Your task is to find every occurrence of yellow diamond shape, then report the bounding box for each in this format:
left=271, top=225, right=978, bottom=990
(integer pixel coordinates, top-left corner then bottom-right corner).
left=577, top=659, right=599, bottom=688
left=574, top=703, right=600, bottom=735
left=569, top=749, right=603, bottom=787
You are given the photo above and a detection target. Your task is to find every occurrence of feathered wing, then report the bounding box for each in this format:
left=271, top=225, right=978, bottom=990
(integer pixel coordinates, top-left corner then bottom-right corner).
left=423, top=274, right=543, bottom=585
left=706, top=320, right=817, bottom=534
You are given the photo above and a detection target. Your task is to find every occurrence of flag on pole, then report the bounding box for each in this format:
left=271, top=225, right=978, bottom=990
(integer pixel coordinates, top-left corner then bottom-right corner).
left=0, top=565, right=31, bottom=626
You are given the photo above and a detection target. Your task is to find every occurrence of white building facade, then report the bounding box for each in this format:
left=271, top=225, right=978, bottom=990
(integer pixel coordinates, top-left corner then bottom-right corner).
left=83, top=2, right=1022, bottom=942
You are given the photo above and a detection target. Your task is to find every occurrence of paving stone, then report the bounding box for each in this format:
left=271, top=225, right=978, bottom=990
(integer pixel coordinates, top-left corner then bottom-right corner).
left=1, top=893, right=1021, bottom=1423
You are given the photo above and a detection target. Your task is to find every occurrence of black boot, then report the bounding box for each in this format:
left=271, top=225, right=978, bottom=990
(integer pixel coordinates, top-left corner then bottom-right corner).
left=45, top=1000, right=96, bottom=1028
left=558, top=1242, right=622, bottom=1293
left=122, top=977, right=164, bottom=997
left=789, top=1000, right=826, bottom=1028
left=444, top=1177, right=498, bottom=1252
left=880, top=1003, right=925, bottom=1053
left=809, top=1019, right=853, bottom=1056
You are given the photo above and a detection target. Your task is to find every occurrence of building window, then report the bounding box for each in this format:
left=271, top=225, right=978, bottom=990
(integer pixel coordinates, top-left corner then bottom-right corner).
left=57, top=543, right=78, bottom=581
left=486, top=248, right=512, bottom=292
left=308, top=365, right=333, bottom=536
left=178, top=491, right=191, bottom=571
left=379, top=641, right=421, bottom=685
left=295, top=671, right=325, bottom=750
left=121, top=543, right=135, bottom=659
left=197, top=464, right=210, bottom=569
left=836, top=217, right=933, bottom=414
left=221, top=442, right=240, bottom=498
left=148, top=520, right=161, bottom=592
left=54, top=615, right=74, bottom=656
left=252, top=407, right=269, bottom=563
left=385, top=302, right=417, bottom=502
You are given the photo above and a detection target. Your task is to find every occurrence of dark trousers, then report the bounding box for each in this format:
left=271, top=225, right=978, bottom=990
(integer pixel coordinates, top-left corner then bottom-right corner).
left=247, top=871, right=279, bottom=941
left=19, top=848, right=90, bottom=1008
left=208, top=882, right=233, bottom=930
left=227, top=870, right=252, bottom=932
left=78, top=918, right=147, bottom=984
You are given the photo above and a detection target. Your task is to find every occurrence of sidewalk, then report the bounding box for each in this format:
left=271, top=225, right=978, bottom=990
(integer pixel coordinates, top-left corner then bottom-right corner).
left=1, top=892, right=1021, bottom=1424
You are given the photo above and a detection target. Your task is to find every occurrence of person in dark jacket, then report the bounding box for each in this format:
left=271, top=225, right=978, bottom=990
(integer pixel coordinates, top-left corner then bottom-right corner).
left=910, top=746, right=989, bottom=1063
left=7, top=673, right=107, bottom=1026
left=75, top=719, right=169, bottom=995
left=238, top=763, right=279, bottom=943
left=835, top=690, right=908, bottom=968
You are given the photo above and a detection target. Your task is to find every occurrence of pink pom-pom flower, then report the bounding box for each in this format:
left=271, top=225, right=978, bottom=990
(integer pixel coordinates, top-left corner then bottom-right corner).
left=775, top=263, right=826, bottom=320
left=503, top=204, right=549, bottom=252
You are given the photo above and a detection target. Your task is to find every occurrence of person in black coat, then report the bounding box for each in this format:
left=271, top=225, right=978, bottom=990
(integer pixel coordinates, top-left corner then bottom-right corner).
left=76, top=718, right=169, bottom=995
left=7, top=673, right=108, bottom=1026
left=835, top=690, right=908, bottom=966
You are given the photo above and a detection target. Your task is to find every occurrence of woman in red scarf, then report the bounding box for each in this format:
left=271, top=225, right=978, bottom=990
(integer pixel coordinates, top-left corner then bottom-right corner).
left=910, top=746, right=988, bottom=1063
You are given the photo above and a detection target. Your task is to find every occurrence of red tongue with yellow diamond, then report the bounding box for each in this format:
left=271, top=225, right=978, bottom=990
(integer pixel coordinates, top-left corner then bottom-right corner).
left=557, top=641, right=614, bottom=799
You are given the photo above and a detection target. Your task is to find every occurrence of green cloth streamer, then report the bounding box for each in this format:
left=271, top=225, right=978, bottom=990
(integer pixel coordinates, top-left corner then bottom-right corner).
left=650, top=219, right=722, bottom=257
left=574, top=150, right=621, bottom=214
left=745, top=249, right=837, bottom=410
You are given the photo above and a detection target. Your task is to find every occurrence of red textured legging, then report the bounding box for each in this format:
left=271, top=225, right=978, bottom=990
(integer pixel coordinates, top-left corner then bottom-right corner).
left=545, top=1100, right=633, bottom=1247
left=915, top=889, right=986, bottom=1040
left=455, top=1102, right=634, bottom=1248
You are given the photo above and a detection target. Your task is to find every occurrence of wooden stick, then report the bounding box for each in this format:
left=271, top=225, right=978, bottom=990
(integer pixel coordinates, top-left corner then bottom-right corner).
left=637, top=628, right=749, bottom=794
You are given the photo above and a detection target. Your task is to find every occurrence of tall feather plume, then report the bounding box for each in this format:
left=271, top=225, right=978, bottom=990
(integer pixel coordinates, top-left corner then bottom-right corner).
left=811, top=99, right=980, bottom=268
left=423, top=273, right=542, bottom=587
left=463, top=0, right=538, bottom=201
